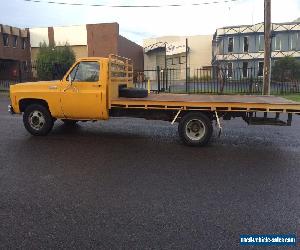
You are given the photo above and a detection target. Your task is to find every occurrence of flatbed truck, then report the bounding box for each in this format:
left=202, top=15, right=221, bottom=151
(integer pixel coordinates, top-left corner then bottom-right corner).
left=8, top=55, right=300, bottom=146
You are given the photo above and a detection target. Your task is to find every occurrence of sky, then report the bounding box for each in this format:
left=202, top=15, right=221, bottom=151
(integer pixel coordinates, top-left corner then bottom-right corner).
left=1, top=0, right=300, bottom=45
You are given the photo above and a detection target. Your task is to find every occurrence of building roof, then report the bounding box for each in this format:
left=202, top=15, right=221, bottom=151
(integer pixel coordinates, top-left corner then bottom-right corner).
left=215, top=21, right=300, bottom=36
left=0, top=24, right=29, bottom=37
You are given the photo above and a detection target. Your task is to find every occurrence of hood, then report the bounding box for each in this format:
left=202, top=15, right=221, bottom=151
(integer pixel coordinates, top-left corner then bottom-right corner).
left=10, top=80, right=61, bottom=92
left=13, top=80, right=60, bottom=87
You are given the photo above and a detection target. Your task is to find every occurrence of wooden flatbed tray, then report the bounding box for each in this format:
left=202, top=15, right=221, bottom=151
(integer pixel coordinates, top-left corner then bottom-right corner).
left=111, top=93, right=300, bottom=114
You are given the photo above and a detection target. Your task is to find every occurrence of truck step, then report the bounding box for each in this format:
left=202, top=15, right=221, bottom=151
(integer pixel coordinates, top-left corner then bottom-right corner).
left=244, top=113, right=293, bottom=126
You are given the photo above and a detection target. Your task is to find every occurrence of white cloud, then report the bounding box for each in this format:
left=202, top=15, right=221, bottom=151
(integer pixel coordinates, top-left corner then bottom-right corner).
left=0, top=0, right=299, bottom=44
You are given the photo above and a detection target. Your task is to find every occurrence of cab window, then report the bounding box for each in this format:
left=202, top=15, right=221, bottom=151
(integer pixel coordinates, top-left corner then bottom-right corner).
left=68, top=61, right=100, bottom=82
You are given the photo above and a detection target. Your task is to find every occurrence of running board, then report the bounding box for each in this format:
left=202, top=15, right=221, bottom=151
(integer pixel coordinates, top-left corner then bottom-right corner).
left=244, top=113, right=292, bottom=126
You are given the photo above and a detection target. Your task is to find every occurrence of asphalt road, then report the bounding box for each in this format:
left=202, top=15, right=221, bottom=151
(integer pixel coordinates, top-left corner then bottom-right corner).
left=1, top=92, right=300, bottom=249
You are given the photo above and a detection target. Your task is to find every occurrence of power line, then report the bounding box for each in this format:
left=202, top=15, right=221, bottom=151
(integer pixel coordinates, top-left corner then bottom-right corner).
left=23, top=0, right=240, bottom=8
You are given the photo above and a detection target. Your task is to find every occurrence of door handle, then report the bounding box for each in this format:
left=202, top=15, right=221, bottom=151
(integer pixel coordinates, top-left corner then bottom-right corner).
left=92, top=84, right=101, bottom=87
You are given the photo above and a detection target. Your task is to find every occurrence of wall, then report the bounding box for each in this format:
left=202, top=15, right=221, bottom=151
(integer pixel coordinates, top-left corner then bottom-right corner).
left=143, top=35, right=213, bottom=71
left=30, top=25, right=88, bottom=61
left=213, top=26, right=300, bottom=81
left=53, top=25, right=87, bottom=46
left=71, top=45, right=88, bottom=59
left=30, top=27, right=49, bottom=47
left=86, top=23, right=119, bottom=57
left=29, top=23, right=144, bottom=70
left=188, top=35, right=212, bottom=70
left=219, top=32, right=300, bottom=55
left=118, top=35, right=144, bottom=71
left=0, top=25, right=31, bottom=62
left=30, top=47, right=39, bottom=62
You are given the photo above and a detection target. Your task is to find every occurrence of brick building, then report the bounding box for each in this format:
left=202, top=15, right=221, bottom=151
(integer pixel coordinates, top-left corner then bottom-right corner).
left=30, top=23, right=144, bottom=71
left=0, top=24, right=31, bottom=81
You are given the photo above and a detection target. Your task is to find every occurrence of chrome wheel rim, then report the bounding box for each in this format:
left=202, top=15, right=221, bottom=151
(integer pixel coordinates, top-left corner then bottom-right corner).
left=185, top=119, right=206, bottom=141
left=28, top=111, right=45, bottom=131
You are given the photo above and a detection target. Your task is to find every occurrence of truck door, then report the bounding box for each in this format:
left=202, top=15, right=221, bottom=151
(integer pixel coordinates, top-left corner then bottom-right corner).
left=60, top=61, right=104, bottom=120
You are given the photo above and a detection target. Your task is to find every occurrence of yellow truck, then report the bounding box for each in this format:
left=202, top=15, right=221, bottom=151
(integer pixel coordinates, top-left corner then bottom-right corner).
left=8, top=55, right=300, bottom=146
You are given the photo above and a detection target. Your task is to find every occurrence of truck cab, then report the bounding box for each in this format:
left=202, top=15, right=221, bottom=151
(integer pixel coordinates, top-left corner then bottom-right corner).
left=10, top=57, right=111, bottom=121
left=9, top=55, right=140, bottom=136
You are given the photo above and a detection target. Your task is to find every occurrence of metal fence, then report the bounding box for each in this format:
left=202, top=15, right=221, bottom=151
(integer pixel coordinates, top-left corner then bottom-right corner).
left=0, top=60, right=71, bottom=91
left=1, top=61, right=300, bottom=95
left=134, top=66, right=300, bottom=95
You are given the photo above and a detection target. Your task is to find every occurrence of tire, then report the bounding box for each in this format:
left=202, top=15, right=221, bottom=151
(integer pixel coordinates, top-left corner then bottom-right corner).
left=23, top=104, right=54, bottom=136
left=119, top=87, right=148, bottom=98
left=178, top=112, right=213, bottom=147
left=62, top=119, right=78, bottom=126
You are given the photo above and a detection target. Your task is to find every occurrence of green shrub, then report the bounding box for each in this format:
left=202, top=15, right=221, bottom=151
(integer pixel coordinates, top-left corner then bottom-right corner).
left=36, top=42, right=75, bottom=80
left=272, top=56, right=300, bottom=81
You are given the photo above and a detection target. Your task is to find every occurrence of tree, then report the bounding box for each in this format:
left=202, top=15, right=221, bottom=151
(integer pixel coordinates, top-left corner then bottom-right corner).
left=272, top=56, right=300, bottom=82
left=36, top=42, right=76, bottom=80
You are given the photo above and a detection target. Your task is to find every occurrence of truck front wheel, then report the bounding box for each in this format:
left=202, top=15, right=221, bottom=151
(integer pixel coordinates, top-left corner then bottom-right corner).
left=23, top=104, right=54, bottom=136
left=178, top=112, right=213, bottom=147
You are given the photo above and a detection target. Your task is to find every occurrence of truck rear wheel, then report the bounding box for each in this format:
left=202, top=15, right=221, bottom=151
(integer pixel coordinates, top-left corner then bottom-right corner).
left=178, top=112, right=213, bottom=146
left=23, top=104, right=54, bottom=136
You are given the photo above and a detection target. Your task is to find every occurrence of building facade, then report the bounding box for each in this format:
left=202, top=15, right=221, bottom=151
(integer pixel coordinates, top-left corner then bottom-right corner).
left=212, top=22, right=300, bottom=79
left=30, top=23, right=144, bottom=71
left=0, top=24, right=31, bottom=81
left=143, top=35, right=212, bottom=79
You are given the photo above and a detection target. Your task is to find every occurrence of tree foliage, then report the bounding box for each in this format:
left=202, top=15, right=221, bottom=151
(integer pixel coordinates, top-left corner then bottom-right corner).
left=272, top=56, right=300, bottom=81
left=36, top=42, right=76, bottom=80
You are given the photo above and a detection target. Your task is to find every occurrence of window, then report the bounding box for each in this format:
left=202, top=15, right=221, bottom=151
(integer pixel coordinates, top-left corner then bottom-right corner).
left=3, top=33, right=9, bottom=47
left=227, top=62, right=233, bottom=78
left=258, top=62, right=264, bottom=77
left=259, top=35, right=264, bottom=51
left=290, top=33, right=298, bottom=50
left=167, top=58, right=173, bottom=67
left=13, top=35, right=18, bottom=48
left=243, top=37, right=249, bottom=52
left=172, top=57, right=179, bottom=65
left=68, top=61, right=100, bottom=82
left=179, top=56, right=186, bottom=64
left=274, top=36, right=281, bottom=51
left=242, top=62, right=248, bottom=78
left=22, top=61, right=28, bottom=72
left=218, top=41, right=223, bottom=54
left=228, top=37, right=233, bottom=53
left=21, top=38, right=26, bottom=49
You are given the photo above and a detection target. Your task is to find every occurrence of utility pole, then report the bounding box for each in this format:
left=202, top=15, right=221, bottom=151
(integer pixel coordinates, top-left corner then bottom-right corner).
left=263, top=0, right=271, bottom=95
left=185, top=38, right=188, bottom=92
left=165, top=43, right=167, bottom=91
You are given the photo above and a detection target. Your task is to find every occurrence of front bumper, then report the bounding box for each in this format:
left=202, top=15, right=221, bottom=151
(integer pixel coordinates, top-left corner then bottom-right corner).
left=8, top=105, right=15, bottom=115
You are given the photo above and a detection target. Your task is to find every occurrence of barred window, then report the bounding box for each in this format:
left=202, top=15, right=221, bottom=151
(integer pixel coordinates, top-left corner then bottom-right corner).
left=258, top=62, right=264, bottom=77
left=228, top=37, right=233, bottom=53
left=21, top=38, right=26, bottom=49
left=13, top=36, right=18, bottom=48
left=227, top=62, right=233, bottom=78
left=243, top=37, right=249, bottom=52
left=3, top=34, right=9, bottom=47
left=259, top=35, right=264, bottom=51
left=242, top=62, right=248, bottom=78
